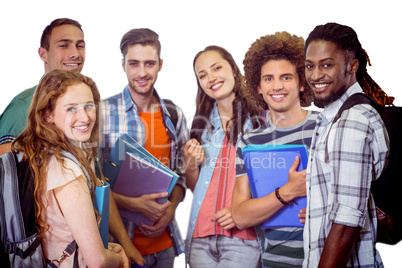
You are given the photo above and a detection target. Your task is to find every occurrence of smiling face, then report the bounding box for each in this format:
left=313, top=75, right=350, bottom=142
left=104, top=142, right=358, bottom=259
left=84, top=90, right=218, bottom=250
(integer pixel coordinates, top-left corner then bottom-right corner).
left=305, top=40, right=358, bottom=108
left=49, top=83, right=96, bottom=143
left=258, top=59, right=304, bottom=115
left=194, top=50, right=236, bottom=103
left=39, top=24, right=85, bottom=73
left=123, top=44, right=163, bottom=98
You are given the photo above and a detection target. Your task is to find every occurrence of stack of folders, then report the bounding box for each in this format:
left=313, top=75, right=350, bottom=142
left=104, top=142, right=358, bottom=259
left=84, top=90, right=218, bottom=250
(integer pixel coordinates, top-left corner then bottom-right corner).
left=94, top=181, right=110, bottom=248
left=102, top=134, right=179, bottom=226
left=241, top=144, right=308, bottom=229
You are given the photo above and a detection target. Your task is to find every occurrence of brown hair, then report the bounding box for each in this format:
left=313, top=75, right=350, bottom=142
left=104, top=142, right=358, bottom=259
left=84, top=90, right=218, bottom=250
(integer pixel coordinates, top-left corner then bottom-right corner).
left=120, top=28, right=161, bottom=60
left=243, top=31, right=314, bottom=110
left=12, top=69, right=100, bottom=235
left=40, top=18, right=83, bottom=50
left=190, top=46, right=263, bottom=145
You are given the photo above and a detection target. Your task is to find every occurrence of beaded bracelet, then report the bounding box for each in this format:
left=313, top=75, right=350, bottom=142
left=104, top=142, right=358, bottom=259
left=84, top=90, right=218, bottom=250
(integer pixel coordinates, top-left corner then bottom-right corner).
left=275, top=187, right=298, bottom=205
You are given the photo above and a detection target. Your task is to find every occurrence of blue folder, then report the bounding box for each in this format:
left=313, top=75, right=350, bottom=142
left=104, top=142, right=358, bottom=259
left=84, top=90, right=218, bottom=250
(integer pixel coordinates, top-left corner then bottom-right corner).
left=94, top=181, right=110, bottom=248
left=241, top=144, right=308, bottom=229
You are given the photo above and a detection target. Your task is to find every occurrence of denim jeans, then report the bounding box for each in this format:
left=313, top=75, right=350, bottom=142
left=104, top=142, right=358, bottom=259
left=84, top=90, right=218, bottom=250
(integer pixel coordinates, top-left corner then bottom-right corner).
left=189, top=235, right=261, bottom=268
left=142, top=246, right=175, bottom=268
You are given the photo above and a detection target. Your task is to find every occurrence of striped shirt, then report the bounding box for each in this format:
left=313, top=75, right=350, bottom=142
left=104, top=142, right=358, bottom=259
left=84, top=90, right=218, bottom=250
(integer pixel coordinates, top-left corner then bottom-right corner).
left=303, top=83, right=389, bottom=267
left=236, top=110, right=318, bottom=268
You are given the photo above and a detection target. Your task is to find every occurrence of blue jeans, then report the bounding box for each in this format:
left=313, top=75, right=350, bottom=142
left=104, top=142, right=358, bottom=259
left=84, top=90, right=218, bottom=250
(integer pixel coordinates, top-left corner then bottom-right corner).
left=142, top=246, right=175, bottom=268
left=189, top=235, right=261, bottom=268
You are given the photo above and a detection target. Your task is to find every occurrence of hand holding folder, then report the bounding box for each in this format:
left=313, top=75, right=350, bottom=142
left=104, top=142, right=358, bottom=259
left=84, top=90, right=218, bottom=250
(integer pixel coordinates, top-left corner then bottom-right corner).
left=102, top=134, right=179, bottom=226
left=241, top=144, right=308, bottom=229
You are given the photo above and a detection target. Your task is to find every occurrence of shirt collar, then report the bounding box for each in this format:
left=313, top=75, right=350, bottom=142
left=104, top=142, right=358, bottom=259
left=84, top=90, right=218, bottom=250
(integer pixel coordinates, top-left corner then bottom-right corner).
left=122, top=86, right=166, bottom=114
left=320, top=82, right=364, bottom=123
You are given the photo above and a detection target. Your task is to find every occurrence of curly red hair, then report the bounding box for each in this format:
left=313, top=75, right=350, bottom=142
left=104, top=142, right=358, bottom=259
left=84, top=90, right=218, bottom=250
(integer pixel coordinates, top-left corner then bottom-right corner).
left=13, top=70, right=101, bottom=236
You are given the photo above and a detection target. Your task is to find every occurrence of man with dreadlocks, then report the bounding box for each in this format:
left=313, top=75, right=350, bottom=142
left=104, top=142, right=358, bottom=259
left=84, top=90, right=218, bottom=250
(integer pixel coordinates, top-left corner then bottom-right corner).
left=303, top=22, right=394, bottom=267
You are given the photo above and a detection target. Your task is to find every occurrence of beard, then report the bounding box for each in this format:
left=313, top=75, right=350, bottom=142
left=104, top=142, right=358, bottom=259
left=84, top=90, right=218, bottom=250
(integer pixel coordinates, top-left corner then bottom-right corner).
left=314, top=84, right=347, bottom=108
left=128, top=78, right=154, bottom=97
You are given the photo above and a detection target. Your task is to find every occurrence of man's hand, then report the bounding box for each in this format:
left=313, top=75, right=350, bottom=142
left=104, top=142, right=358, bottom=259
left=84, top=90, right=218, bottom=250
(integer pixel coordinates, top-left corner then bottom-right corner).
left=124, top=245, right=146, bottom=266
left=280, top=156, right=307, bottom=202
left=298, top=208, right=306, bottom=224
left=211, top=207, right=236, bottom=230
left=139, top=205, right=175, bottom=237
left=134, top=192, right=171, bottom=221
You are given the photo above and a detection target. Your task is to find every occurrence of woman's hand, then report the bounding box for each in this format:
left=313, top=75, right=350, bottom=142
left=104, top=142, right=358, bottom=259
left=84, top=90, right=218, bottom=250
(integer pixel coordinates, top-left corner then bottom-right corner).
left=183, top=139, right=204, bottom=191
left=108, top=243, right=129, bottom=268
left=211, top=207, right=236, bottom=230
left=183, top=138, right=204, bottom=171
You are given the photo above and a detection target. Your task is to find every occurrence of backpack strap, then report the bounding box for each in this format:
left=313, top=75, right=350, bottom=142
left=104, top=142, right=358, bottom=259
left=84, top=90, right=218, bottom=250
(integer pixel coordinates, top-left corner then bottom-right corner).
left=163, top=99, right=179, bottom=129
left=333, top=93, right=378, bottom=123
left=4, top=233, right=41, bottom=259
left=48, top=240, right=79, bottom=268
left=0, top=152, right=25, bottom=243
left=60, top=151, right=92, bottom=191
left=51, top=151, right=90, bottom=268
left=324, top=93, right=378, bottom=162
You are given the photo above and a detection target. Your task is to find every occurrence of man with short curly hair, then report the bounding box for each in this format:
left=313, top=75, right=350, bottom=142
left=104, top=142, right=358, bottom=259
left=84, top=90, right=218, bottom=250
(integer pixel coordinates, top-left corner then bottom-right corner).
left=232, top=31, right=318, bottom=268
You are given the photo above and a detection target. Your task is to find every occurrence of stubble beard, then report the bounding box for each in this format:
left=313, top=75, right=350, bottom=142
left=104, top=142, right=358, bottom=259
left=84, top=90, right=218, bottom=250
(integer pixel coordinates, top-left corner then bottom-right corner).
left=128, top=79, right=154, bottom=97
left=313, top=83, right=349, bottom=108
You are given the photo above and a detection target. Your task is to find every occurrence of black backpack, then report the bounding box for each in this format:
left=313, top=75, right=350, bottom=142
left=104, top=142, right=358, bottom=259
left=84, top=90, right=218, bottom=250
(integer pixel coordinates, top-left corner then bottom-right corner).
left=332, top=93, right=402, bottom=245
left=0, top=151, right=82, bottom=267
left=164, top=98, right=179, bottom=129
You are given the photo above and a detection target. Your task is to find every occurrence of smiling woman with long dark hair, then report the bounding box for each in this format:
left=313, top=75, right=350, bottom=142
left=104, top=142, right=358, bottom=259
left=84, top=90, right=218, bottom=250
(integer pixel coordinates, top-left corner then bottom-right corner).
left=183, top=46, right=264, bottom=267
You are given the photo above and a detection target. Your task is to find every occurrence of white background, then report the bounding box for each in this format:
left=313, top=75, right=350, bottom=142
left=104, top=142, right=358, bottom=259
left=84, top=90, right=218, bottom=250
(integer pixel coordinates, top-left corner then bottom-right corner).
left=1, top=1, right=400, bottom=267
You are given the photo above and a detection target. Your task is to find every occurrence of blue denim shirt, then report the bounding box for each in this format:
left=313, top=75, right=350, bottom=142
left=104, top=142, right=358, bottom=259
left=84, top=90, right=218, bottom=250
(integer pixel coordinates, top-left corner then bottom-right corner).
left=100, top=86, right=189, bottom=256
left=185, top=104, right=265, bottom=263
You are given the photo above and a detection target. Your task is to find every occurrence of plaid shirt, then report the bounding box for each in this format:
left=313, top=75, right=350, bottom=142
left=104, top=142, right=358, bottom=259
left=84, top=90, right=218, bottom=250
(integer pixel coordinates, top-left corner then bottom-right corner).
left=100, top=86, right=189, bottom=255
left=303, top=83, right=389, bottom=267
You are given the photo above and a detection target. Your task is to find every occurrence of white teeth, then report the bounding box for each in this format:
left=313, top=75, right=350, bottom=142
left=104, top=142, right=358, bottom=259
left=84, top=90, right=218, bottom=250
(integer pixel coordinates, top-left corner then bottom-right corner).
left=65, top=64, right=78, bottom=66
left=212, top=83, right=222, bottom=90
left=315, top=84, right=329, bottom=88
left=75, top=125, right=88, bottom=130
left=272, top=94, right=285, bottom=98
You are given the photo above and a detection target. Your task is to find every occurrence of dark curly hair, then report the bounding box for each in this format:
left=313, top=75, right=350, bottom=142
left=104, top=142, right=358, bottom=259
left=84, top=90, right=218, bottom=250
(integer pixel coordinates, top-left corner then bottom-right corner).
left=305, top=22, right=394, bottom=106
left=190, top=46, right=263, bottom=146
left=243, top=31, right=314, bottom=110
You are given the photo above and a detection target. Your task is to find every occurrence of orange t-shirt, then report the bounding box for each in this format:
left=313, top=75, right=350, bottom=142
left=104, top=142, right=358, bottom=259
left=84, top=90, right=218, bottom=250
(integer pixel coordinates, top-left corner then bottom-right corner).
left=134, top=109, right=173, bottom=255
